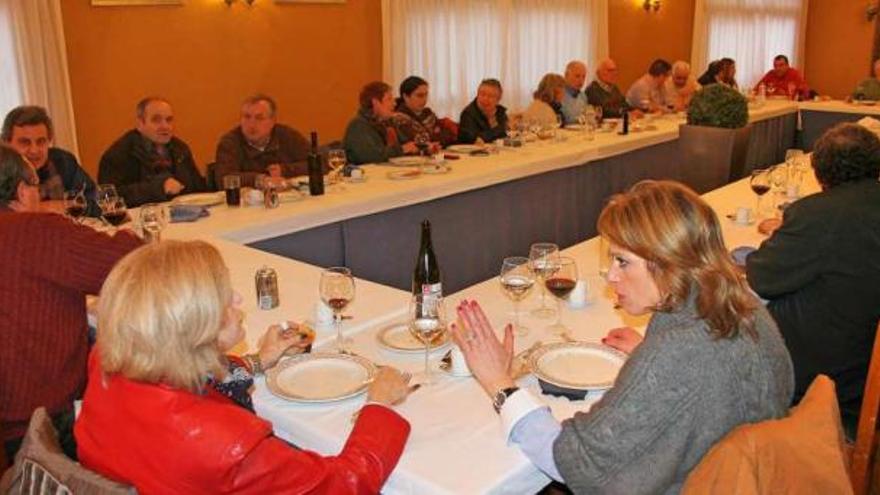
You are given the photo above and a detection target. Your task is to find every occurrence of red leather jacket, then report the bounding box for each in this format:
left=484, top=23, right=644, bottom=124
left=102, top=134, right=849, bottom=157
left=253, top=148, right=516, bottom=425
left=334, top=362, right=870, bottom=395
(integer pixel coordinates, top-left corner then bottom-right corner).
left=74, top=351, right=410, bottom=494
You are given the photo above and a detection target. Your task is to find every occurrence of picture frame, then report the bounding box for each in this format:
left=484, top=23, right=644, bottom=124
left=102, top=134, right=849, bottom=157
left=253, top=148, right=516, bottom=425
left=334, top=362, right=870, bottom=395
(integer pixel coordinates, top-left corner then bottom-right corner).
left=91, top=0, right=183, bottom=6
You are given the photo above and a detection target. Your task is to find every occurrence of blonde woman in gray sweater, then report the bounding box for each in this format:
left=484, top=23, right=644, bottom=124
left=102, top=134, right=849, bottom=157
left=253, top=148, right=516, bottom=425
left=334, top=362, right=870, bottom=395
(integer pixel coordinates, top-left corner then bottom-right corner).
left=451, top=180, right=794, bottom=494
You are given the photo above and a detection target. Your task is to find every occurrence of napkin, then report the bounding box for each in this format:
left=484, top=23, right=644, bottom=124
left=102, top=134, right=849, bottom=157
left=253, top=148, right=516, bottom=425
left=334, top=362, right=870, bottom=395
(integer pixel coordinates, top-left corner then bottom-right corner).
left=170, top=204, right=209, bottom=223
left=857, top=116, right=880, bottom=138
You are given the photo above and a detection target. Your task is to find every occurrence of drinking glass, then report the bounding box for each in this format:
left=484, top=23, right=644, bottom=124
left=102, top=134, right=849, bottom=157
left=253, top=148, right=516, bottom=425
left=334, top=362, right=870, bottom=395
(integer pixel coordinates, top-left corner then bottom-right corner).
left=139, top=203, right=168, bottom=243
left=414, top=134, right=430, bottom=157
left=545, top=256, right=578, bottom=336
left=499, top=257, right=535, bottom=336
left=408, top=293, right=447, bottom=385
left=327, top=149, right=347, bottom=183
left=63, top=190, right=87, bottom=222
left=96, top=184, right=118, bottom=211
left=597, top=236, right=611, bottom=279
left=223, top=175, right=241, bottom=207
left=750, top=169, right=771, bottom=215
left=319, top=267, right=355, bottom=353
left=101, top=197, right=128, bottom=227
left=529, top=242, right=559, bottom=319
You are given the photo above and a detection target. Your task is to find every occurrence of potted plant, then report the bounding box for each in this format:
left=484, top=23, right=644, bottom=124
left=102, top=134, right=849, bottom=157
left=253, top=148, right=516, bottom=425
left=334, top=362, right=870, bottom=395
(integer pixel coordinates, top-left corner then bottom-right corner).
left=678, top=83, right=752, bottom=193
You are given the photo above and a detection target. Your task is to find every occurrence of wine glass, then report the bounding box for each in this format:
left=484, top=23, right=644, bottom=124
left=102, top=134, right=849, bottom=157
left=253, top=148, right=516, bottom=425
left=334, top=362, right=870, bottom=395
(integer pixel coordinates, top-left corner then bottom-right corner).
left=63, top=190, right=87, bottom=222
left=408, top=293, right=447, bottom=386
left=319, top=267, right=356, bottom=353
left=529, top=242, right=559, bottom=319
left=327, top=149, right=347, bottom=181
left=139, top=203, right=168, bottom=243
left=414, top=134, right=430, bottom=157
left=750, top=169, right=771, bottom=216
left=499, top=257, right=534, bottom=336
left=545, top=256, right=578, bottom=336
left=101, top=197, right=128, bottom=227
left=96, top=184, right=118, bottom=210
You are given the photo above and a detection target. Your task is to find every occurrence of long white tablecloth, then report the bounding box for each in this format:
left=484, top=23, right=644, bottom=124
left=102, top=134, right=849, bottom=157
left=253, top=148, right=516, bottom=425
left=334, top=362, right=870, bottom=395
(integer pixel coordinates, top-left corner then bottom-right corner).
left=149, top=102, right=820, bottom=493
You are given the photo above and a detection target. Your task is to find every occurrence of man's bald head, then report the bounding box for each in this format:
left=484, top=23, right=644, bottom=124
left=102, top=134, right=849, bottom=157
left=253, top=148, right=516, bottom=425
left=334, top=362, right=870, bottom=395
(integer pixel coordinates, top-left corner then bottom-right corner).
left=564, top=60, right=587, bottom=91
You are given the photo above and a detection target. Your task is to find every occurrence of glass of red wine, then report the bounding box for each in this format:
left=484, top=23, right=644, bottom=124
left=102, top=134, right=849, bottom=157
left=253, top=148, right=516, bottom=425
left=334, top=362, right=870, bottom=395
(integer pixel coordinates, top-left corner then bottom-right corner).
left=101, top=197, right=129, bottom=227
left=545, top=256, right=578, bottom=336
left=750, top=169, right=771, bottom=216
left=64, top=190, right=87, bottom=222
left=319, top=266, right=355, bottom=353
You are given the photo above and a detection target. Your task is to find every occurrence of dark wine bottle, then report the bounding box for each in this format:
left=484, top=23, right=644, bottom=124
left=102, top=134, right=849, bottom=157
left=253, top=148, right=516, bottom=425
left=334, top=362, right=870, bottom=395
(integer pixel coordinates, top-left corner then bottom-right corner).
left=307, top=131, right=324, bottom=196
left=412, top=220, right=442, bottom=300
left=620, top=109, right=629, bottom=135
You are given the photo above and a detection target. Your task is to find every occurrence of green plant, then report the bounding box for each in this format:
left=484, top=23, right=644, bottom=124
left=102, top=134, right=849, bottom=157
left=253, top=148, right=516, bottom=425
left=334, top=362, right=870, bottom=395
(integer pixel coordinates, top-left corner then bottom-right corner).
left=686, top=84, right=748, bottom=129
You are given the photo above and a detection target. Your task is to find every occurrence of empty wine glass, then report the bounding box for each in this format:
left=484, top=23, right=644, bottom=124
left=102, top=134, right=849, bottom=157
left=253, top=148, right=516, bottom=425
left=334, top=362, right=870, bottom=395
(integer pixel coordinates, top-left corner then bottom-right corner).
left=545, top=256, right=578, bottom=336
left=63, top=190, right=87, bottom=222
left=139, top=203, right=168, bottom=243
left=408, top=293, right=447, bottom=385
left=319, top=267, right=355, bottom=353
left=750, top=169, right=771, bottom=216
left=529, top=242, right=559, bottom=319
left=500, top=257, right=535, bottom=336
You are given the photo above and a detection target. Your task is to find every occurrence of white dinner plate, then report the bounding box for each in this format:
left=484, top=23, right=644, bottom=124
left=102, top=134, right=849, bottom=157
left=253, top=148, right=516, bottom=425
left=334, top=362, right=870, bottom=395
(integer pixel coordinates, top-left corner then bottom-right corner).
left=171, top=192, right=224, bottom=207
left=446, top=144, right=483, bottom=154
left=387, top=169, right=422, bottom=181
left=421, top=164, right=451, bottom=175
left=389, top=156, right=428, bottom=166
left=376, top=322, right=451, bottom=353
left=278, top=190, right=306, bottom=203
left=266, top=353, right=377, bottom=403
left=529, top=342, right=627, bottom=391
left=564, top=124, right=586, bottom=131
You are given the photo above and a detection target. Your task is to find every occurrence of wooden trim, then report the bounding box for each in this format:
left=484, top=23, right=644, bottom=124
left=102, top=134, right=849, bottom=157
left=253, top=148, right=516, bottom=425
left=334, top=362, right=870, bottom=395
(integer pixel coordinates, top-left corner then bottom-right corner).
left=851, top=320, right=880, bottom=495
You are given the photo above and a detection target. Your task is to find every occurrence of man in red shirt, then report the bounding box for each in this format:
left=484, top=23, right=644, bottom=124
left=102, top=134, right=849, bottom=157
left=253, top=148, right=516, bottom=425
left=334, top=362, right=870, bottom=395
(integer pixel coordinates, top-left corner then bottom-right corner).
left=756, top=54, right=811, bottom=100
left=0, top=145, right=142, bottom=461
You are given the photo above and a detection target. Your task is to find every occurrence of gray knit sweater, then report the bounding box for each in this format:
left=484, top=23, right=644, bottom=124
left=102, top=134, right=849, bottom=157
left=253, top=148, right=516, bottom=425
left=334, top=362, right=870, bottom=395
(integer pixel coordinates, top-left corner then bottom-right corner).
left=553, top=296, right=794, bottom=494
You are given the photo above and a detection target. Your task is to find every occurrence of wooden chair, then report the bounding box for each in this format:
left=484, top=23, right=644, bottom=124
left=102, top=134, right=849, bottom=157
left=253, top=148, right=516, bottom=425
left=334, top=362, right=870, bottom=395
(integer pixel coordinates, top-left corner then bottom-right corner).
left=850, top=320, right=880, bottom=495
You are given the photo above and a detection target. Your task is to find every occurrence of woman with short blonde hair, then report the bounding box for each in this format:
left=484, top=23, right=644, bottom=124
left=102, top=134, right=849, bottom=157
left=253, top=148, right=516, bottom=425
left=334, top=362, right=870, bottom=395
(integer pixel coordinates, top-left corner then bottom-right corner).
left=76, top=240, right=416, bottom=494
left=450, top=180, right=794, bottom=493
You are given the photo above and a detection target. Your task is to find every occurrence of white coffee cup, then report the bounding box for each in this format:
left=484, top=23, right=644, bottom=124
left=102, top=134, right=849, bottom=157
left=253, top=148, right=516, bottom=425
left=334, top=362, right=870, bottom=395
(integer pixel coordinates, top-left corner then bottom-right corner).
left=449, top=345, right=472, bottom=377
left=313, top=301, right=335, bottom=328
left=735, top=206, right=753, bottom=225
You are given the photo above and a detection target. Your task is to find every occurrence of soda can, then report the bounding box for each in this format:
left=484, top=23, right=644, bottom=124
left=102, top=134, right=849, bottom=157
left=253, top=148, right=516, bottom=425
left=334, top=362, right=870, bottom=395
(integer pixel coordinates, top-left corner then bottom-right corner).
left=255, top=266, right=279, bottom=310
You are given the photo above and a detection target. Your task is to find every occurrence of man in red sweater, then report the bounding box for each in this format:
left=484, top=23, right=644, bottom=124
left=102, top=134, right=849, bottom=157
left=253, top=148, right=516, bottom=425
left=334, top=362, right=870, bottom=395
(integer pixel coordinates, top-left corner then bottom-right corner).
left=0, top=145, right=143, bottom=461
left=755, top=54, right=811, bottom=100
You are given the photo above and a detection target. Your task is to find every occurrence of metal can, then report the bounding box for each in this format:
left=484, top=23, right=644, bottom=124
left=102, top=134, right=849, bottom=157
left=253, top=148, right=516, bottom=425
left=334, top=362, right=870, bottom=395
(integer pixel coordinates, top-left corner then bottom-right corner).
left=255, top=266, right=279, bottom=310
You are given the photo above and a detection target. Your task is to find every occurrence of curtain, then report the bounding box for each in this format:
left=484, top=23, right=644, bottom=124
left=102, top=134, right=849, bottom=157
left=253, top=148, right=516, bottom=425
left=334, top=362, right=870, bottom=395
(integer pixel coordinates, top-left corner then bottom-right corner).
left=1, top=0, right=78, bottom=154
left=691, top=0, right=808, bottom=90
left=382, top=0, right=609, bottom=119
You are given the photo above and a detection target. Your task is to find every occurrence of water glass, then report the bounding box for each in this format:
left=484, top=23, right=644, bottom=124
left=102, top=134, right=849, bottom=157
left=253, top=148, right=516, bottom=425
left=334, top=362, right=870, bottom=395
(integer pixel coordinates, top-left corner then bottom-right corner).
left=499, top=257, right=534, bottom=336
left=139, top=203, right=168, bottom=243
left=408, top=293, right=447, bottom=386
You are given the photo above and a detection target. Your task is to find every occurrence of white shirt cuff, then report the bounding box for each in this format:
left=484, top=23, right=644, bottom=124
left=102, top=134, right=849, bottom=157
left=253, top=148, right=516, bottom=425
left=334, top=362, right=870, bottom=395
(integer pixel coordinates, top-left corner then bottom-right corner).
left=499, top=389, right=545, bottom=442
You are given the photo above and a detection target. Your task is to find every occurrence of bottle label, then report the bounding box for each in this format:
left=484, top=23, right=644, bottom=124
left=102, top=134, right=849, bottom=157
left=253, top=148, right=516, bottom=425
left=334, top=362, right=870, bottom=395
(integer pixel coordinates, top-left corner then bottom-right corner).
left=420, top=283, right=442, bottom=297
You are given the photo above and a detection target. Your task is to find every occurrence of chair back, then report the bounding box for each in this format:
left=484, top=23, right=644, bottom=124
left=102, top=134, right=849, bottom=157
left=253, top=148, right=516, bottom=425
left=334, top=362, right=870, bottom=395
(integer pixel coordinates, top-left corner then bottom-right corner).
left=850, top=320, right=880, bottom=495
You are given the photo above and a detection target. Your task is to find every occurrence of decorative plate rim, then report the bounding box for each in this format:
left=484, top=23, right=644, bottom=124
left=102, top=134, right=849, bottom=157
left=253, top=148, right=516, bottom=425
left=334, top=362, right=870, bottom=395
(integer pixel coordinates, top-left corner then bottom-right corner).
left=266, top=352, right=377, bottom=403
left=528, top=342, right=627, bottom=390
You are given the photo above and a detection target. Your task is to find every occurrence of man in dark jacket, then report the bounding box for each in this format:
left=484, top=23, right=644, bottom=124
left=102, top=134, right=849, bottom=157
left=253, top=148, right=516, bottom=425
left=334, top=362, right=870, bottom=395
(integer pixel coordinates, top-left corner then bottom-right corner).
left=458, top=79, right=509, bottom=144
left=2, top=105, right=99, bottom=216
left=98, top=97, right=205, bottom=207
left=747, top=122, right=880, bottom=437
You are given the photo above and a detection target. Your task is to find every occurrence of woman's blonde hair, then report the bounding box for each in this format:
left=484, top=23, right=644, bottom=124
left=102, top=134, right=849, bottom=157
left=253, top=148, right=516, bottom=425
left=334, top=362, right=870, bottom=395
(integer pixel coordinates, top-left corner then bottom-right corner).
left=597, top=180, right=757, bottom=338
left=533, top=73, right=566, bottom=104
left=97, top=240, right=232, bottom=392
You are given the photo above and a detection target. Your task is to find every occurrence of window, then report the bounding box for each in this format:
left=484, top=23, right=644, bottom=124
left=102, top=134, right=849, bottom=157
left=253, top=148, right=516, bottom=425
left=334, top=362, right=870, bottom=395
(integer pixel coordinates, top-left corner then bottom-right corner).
left=692, top=0, right=808, bottom=89
left=0, top=1, right=23, bottom=119
left=382, top=0, right=608, bottom=119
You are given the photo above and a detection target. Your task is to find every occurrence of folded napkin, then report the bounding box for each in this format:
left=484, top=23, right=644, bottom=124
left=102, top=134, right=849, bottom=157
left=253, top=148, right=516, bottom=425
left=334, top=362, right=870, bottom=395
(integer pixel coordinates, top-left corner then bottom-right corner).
left=170, top=204, right=209, bottom=223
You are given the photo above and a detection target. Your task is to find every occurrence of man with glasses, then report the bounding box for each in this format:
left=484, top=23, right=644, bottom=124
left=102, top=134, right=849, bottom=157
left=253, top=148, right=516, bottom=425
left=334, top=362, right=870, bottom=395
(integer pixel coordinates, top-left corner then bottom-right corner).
left=214, top=94, right=310, bottom=188
left=0, top=145, right=141, bottom=461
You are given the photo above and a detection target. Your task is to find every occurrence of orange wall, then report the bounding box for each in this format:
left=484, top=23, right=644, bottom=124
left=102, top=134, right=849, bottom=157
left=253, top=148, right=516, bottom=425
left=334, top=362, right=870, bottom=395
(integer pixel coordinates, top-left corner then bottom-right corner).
left=609, top=0, right=696, bottom=90
left=805, top=0, right=875, bottom=99
left=61, top=0, right=382, bottom=177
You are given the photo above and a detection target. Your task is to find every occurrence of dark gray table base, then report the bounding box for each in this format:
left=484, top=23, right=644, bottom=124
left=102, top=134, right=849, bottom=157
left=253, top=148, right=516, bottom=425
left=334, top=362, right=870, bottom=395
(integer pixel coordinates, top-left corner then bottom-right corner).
left=801, top=110, right=871, bottom=151
left=250, top=113, right=796, bottom=293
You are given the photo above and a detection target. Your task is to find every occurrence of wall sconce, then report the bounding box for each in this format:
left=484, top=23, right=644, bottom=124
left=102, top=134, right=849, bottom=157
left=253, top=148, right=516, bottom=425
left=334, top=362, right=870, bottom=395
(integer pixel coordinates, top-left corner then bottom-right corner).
left=868, top=1, right=879, bottom=22
left=224, top=0, right=255, bottom=6
left=643, top=0, right=660, bottom=12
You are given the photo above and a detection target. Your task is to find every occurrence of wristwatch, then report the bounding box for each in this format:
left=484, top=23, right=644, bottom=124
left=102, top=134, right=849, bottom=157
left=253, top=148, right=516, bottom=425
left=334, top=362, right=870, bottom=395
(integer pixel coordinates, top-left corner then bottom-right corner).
left=492, top=386, right=520, bottom=414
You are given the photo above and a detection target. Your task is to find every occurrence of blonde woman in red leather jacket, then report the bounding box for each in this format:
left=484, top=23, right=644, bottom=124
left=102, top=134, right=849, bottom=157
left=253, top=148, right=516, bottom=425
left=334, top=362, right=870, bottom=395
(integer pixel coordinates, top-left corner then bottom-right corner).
left=75, top=240, right=414, bottom=494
